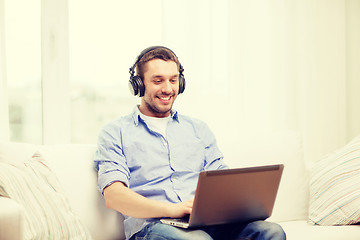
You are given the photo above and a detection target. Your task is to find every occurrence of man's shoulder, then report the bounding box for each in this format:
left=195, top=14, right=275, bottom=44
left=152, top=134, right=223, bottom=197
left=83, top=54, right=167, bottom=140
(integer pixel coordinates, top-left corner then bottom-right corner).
left=176, top=113, right=209, bottom=129
left=101, top=114, right=134, bottom=133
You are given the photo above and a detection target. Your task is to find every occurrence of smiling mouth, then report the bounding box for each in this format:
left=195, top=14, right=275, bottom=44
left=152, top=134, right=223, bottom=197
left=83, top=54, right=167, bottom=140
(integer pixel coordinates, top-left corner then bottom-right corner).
left=157, top=96, right=172, bottom=103
left=159, top=96, right=171, bottom=101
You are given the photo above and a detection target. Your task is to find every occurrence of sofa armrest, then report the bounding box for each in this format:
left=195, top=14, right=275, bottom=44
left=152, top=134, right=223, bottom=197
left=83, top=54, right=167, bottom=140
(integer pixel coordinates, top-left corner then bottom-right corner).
left=0, top=197, right=24, bottom=240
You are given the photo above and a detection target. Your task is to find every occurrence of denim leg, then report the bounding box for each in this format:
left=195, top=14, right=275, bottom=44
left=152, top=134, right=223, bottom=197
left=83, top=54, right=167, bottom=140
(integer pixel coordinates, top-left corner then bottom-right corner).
left=131, top=222, right=213, bottom=240
left=237, top=221, right=286, bottom=240
left=131, top=221, right=286, bottom=240
left=204, top=220, right=286, bottom=240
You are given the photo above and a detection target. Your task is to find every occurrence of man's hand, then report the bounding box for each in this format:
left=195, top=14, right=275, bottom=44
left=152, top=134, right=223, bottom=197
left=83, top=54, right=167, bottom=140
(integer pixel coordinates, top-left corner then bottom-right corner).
left=104, top=181, right=194, bottom=219
left=166, top=199, right=194, bottom=218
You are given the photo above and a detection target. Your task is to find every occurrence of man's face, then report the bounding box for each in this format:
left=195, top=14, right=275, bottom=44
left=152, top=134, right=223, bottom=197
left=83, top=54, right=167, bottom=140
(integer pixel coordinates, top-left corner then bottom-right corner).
left=139, top=59, right=179, bottom=118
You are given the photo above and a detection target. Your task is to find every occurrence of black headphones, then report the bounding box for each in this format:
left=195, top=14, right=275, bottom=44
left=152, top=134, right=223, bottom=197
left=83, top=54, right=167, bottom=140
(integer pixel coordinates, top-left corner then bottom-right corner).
left=128, top=46, right=186, bottom=97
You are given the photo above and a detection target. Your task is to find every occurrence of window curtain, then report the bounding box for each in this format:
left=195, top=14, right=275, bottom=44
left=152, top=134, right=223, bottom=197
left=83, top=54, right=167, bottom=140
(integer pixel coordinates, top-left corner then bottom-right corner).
left=162, top=0, right=350, bottom=163
left=0, top=0, right=9, bottom=142
left=0, top=0, right=359, bottom=164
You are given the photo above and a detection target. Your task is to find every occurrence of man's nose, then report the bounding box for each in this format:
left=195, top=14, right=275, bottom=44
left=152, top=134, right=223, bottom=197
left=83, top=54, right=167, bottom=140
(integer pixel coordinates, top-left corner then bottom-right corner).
left=161, top=81, right=172, bottom=94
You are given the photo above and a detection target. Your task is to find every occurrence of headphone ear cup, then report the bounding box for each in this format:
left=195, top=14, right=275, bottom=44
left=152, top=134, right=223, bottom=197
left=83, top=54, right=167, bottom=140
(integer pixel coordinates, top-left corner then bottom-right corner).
left=128, top=78, right=137, bottom=96
left=178, top=64, right=185, bottom=94
left=129, top=76, right=145, bottom=97
left=136, top=76, right=145, bottom=97
left=178, top=75, right=185, bottom=94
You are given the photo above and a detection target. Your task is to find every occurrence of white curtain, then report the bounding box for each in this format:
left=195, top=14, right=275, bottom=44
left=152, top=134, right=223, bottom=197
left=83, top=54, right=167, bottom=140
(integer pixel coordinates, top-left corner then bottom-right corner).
left=1, top=0, right=359, bottom=163
left=0, top=0, right=9, bottom=142
left=346, top=0, right=360, bottom=143
left=162, top=0, right=355, bottom=163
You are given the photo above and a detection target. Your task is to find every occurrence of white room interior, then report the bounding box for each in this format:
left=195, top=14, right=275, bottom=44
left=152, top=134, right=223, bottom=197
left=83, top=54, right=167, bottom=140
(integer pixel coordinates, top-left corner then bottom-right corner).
left=0, top=0, right=359, bottom=165
left=1, top=1, right=360, bottom=239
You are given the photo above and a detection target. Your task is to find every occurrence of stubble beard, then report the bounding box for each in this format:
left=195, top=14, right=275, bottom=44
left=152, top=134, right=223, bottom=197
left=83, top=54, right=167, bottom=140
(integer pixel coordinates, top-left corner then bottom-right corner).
left=144, top=97, right=173, bottom=117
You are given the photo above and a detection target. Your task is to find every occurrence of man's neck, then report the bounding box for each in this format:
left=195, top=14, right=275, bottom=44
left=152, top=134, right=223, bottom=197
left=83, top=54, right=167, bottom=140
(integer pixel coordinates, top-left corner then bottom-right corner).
left=138, top=104, right=171, bottom=118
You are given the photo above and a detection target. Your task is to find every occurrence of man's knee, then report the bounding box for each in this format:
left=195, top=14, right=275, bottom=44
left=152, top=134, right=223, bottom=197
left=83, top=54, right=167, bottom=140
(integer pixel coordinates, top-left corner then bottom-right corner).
left=242, top=221, right=286, bottom=240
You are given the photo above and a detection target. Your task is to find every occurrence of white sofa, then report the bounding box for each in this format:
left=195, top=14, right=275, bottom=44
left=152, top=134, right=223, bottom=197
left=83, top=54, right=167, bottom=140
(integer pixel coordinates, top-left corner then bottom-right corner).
left=1, top=131, right=360, bottom=240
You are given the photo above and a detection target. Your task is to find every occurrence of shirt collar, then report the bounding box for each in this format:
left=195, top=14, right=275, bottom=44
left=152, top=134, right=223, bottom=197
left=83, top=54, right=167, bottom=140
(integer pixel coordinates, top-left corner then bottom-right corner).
left=132, top=105, right=179, bottom=126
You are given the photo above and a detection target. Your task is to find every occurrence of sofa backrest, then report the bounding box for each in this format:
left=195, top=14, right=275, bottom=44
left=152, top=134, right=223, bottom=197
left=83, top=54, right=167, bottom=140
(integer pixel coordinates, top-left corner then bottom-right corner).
left=0, top=142, right=125, bottom=240
left=39, top=144, right=125, bottom=240
left=222, top=130, right=309, bottom=222
left=0, top=130, right=308, bottom=239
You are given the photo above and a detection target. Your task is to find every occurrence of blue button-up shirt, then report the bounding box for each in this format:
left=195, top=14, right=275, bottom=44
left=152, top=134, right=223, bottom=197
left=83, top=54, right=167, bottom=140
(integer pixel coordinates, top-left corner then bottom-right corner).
left=94, top=106, right=228, bottom=239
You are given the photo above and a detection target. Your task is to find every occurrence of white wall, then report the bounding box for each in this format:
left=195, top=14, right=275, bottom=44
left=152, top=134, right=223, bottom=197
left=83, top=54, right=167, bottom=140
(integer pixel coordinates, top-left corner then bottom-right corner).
left=0, top=0, right=359, bottom=163
left=346, top=0, right=360, bottom=141
left=224, top=0, right=349, bottom=163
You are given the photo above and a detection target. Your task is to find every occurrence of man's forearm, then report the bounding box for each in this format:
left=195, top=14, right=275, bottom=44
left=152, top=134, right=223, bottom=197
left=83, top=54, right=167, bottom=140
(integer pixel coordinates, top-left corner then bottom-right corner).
left=103, top=181, right=192, bottom=219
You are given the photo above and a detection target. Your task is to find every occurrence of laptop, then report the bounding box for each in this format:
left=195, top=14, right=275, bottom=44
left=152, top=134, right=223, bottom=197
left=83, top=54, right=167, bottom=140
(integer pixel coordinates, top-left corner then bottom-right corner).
left=160, top=164, right=284, bottom=228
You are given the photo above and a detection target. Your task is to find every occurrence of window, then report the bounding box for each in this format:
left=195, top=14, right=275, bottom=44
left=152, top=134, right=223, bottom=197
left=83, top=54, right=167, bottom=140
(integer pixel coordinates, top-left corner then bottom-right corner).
left=1, top=0, right=228, bottom=144
left=4, top=0, right=42, bottom=143
left=69, top=0, right=163, bottom=143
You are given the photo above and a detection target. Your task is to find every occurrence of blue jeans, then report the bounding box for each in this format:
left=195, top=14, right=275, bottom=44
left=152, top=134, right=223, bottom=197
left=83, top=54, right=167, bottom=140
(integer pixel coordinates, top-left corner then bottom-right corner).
left=130, top=220, right=286, bottom=240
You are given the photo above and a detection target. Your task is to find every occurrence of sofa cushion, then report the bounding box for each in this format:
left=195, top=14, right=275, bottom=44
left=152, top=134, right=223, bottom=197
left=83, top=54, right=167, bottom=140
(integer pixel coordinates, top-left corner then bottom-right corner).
left=280, top=220, right=360, bottom=240
left=309, top=135, right=360, bottom=225
left=0, top=152, right=92, bottom=239
left=38, top=144, right=125, bottom=240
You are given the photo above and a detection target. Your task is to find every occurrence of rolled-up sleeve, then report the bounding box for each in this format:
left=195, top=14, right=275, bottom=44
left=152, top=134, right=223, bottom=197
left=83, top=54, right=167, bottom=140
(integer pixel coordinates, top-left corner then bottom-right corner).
left=94, top=125, right=130, bottom=194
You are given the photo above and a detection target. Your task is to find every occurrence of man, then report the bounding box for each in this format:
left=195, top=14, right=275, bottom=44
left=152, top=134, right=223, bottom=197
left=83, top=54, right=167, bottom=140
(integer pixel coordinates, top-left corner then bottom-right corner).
left=94, top=46, right=286, bottom=240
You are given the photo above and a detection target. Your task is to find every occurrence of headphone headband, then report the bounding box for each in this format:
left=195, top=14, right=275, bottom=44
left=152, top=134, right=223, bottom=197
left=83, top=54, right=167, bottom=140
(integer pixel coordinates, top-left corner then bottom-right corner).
left=135, top=46, right=167, bottom=64
left=128, top=46, right=186, bottom=97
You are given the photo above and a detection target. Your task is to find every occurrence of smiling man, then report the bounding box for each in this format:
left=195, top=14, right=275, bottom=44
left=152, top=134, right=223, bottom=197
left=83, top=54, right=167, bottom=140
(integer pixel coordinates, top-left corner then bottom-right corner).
left=94, top=46, right=286, bottom=240
left=140, top=58, right=179, bottom=117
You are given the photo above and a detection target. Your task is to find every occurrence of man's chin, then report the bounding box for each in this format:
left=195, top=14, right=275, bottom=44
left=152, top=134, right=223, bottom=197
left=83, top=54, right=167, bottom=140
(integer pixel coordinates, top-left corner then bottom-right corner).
left=158, top=102, right=176, bottom=114
left=141, top=97, right=175, bottom=117
left=146, top=104, right=173, bottom=117
left=155, top=107, right=172, bottom=116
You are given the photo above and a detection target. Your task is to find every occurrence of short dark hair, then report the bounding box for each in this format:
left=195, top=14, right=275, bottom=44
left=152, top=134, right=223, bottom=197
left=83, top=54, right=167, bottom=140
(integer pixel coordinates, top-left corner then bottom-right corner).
left=135, top=47, right=180, bottom=79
